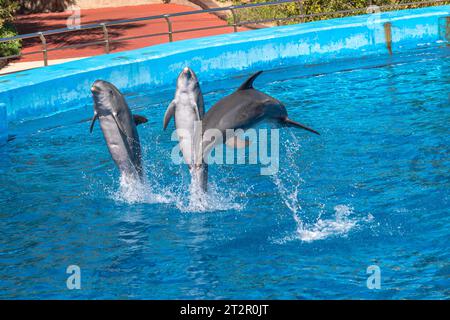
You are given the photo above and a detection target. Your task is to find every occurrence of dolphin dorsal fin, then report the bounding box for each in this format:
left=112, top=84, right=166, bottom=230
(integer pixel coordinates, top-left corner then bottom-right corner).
left=133, top=114, right=148, bottom=126
left=237, top=71, right=263, bottom=91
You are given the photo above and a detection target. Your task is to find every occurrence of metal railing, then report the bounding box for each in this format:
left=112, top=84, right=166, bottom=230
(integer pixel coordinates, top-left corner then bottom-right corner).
left=0, top=0, right=448, bottom=67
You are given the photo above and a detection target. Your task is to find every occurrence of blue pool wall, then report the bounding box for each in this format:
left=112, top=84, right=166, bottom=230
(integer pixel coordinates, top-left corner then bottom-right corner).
left=0, top=5, right=449, bottom=141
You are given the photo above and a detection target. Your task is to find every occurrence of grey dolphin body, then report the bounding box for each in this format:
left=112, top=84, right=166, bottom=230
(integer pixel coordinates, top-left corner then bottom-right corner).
left=90, top=80, right=148, bottom=180
left=163, top=67, right=208, bottom=191
left=201, top=71, right=320, bottom=156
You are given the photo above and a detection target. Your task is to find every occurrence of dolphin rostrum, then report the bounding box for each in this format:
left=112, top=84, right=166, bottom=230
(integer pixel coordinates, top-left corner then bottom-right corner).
left=201, top=70, right=320, bottom=156
left=90, top=80, right=148, bottom=180
left=163, top=67, right=208, bottom=192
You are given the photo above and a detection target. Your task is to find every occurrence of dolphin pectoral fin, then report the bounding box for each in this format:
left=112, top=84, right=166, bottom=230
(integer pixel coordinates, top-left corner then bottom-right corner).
left=225, top=136, right=250, bottom=149
left=89, top=113, right=98, bottom=133
left=238, top=71, right=263, bottom=91
left=163, top=101, right=176, bottom=130
left=284, top=118, right=320, bottom=135
left=193, top=103, right=201, bottom=121
left=112, top=112, right=127, bottom=137
left=133, top=114, right=148, bottom=126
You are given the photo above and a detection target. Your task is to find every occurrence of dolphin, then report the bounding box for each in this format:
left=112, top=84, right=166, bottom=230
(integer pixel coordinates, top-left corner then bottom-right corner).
left=201, top=70, right=319, bottom=156
left=163, top=67, right=208, bottom=191
left=90, top=80, right=148, bottom=180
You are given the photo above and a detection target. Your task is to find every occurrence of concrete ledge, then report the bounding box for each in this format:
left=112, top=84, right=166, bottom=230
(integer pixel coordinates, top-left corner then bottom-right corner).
left=75, top=0, right=199, bottom=10
left=0, top=57, right=89, bottom=76
left=0, top=6, right=449, bottom=122
left=19, top=0, right=169, bottom=13
left=76, top=0, right=161, bottom=9
left=0, top=103, right=7, bottom=145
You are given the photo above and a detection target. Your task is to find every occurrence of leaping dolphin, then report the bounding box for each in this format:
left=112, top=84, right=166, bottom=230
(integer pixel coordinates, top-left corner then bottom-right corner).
left=90, top=80, right=148, bottom=181
left=201, top=70, right=320, bottom=156
left=163, top=67, right=208, bottom=192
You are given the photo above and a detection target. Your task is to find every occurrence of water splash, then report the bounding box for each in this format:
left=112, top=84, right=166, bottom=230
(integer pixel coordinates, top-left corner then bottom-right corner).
left=106, top=141, right=177, bottom=205
left=111, top=174, right=174, bottom=204
left=175, top=179, right=247, bottom=213
left=298, top=205, right=359, bottom=242
left=272, top=131, right=370, bottom=243
left=107, top=163, right=247, bottom=212
left=272, top=204, right=371, bottom=244
left=187, top=178, right=209, bottom=211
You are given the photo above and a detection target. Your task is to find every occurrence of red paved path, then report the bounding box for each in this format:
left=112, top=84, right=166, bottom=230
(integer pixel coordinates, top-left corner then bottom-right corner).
left=14, top=4, right=246, bottom=62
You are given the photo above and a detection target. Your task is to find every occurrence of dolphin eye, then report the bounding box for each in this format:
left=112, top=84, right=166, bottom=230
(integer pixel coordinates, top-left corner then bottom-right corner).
left=109, top=90, right=114, bottom=96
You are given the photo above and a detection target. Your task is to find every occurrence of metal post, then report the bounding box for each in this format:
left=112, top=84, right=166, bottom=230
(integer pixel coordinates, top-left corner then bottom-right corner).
left=298, top=0, right=305, bottom=23
left=164, top=15, right=173, bottom=42
left=38, top=32, right=48, bottom=67
left=230, top=7, right=238, bottom=32
left=446, top=16, right=450, bottom=42
left=101, top=23, right=110, bottom=54
left=384, top=22, right=393, bottom=55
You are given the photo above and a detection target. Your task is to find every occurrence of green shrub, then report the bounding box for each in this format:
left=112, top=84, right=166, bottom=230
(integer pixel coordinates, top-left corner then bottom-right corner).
left=0, top=24, right=21, bottom=57
left=0, top=0, right=19, bottom=21
left=228, top=0, right=450, bottom=26
left=0, top=0, right=21, bottom=62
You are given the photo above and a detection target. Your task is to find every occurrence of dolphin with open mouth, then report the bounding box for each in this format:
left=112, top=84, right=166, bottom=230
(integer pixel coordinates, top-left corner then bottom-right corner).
left=90, top=80, right=148, bottom=181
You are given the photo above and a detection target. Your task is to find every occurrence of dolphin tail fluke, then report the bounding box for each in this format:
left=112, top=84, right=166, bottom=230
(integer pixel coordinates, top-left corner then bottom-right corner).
left=89, top=113, right=98, bottom=133
left=238, top=71, right=263, bottom=91
left=284, top=118, right=320, bottom=135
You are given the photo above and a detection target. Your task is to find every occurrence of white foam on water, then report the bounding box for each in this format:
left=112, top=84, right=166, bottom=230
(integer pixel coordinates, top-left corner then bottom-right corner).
left=174, top=179, right=247, bottom=213
left=271, top=131, right=372, bottom=243
left=104, top=168, right=247, bottom=212
left=295, top=205, right=358, bottom=243
left=113, top=164, right=246, bottom=212
left=111, top=174, right=174, bottom=204
left=272, top=171, right=367, bottom=243
left=274, top=204, right=374, bottom=244
left=95, top=155, right=247, bottom=211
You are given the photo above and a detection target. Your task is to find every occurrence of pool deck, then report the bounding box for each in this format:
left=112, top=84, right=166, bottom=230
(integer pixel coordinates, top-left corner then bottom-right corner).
left=13, top=3, right=245, bottom=63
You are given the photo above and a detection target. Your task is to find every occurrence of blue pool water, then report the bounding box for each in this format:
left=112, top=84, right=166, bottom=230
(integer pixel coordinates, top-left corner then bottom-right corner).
left=0, top=48, right=449, bottom=299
